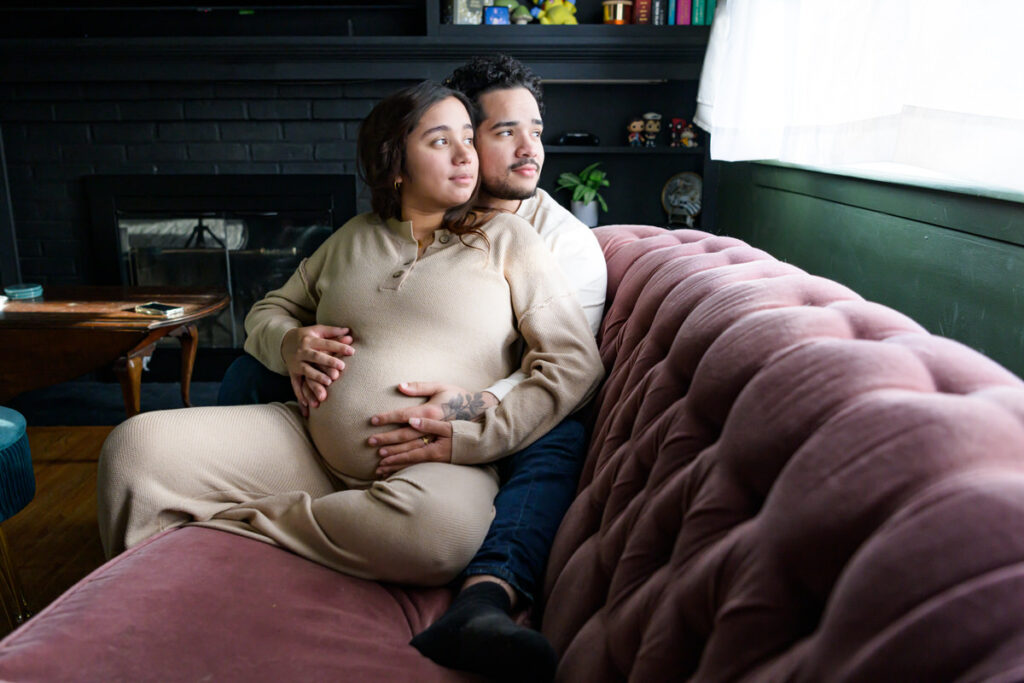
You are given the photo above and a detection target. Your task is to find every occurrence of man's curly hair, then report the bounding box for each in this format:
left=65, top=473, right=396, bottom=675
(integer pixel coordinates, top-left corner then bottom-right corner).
left=443, top=53, right=544, bottom=116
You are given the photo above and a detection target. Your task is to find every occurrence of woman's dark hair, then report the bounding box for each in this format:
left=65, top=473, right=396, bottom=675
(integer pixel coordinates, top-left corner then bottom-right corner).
left=357, top=80, right=491, bottom=242
left=443, top=53, right=544, bottom=116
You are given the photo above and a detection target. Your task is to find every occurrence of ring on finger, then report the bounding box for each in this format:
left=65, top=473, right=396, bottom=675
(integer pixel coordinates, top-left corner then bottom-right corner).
left=421, top=435, right=432, bottom=446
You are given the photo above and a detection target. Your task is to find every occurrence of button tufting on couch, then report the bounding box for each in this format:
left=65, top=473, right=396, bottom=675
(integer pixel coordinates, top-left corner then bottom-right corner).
left=542, top=225, right=1024, bottom=682
left=1, top=224, right=1024, bottom=682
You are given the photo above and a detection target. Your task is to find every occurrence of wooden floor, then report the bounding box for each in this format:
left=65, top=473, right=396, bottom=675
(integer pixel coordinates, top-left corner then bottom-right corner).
left=0, top=426, right=111, bottom=638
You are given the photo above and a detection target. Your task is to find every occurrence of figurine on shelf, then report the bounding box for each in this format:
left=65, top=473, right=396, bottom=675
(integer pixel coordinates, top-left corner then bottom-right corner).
left=627, top=116, right=644, bottom=147
left=668, top=117, right=686, bottom=147
left=493, top=0, right=534, bottom=23
left=484, top=5, right=511, bottom=23
left=511, top=4, right=534, bottom=23
left=642, top=112, right=662, bottom=147
left=532, top=0, right=578, bottom=24
left=680, top=121, right=699, bottom=148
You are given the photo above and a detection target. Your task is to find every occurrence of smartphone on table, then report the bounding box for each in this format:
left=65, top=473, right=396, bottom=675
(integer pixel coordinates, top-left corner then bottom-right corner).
left=134, top=301, right=185, bottom=318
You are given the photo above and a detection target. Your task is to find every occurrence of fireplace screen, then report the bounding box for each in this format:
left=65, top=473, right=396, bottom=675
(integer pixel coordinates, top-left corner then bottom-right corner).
left=117, top=210, right=332, bottom=349
left=86, top=175, right=357, bottom=358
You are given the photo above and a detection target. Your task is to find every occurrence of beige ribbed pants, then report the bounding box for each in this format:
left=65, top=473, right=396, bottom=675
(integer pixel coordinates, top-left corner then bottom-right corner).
left=97, top=403, right=499, bottom=586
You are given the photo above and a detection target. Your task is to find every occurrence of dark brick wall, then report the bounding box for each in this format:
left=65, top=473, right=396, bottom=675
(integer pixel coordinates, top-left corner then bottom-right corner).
left=0, top=78, right=415, bottom=284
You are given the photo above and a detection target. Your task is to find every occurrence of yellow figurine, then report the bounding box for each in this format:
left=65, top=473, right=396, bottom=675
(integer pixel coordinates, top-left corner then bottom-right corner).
left=534, top=0, right=578, bottom=24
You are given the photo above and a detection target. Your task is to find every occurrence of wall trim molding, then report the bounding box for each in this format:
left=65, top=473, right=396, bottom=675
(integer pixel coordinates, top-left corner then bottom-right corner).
left=749, top=162, right=1024, bottom=249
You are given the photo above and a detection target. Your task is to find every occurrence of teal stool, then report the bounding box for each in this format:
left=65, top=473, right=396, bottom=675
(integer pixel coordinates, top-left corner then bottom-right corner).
left=0, top=407, right=34, bottom=628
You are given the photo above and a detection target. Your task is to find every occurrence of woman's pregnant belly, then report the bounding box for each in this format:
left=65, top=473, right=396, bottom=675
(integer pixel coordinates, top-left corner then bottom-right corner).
left=305, top=340, right=505, bottom=487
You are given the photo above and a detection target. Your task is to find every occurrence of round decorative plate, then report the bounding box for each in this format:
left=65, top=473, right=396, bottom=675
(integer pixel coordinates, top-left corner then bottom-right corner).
left=661, top=172, right=703, bottom=226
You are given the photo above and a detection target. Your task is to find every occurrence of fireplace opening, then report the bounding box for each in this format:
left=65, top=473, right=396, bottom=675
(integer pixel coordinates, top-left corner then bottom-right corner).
left=86, top=174, right=357, bottom=381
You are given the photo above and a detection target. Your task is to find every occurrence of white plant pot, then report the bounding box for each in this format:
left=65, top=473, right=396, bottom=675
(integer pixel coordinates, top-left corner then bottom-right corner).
left=571, top=200, right=599, bottom=228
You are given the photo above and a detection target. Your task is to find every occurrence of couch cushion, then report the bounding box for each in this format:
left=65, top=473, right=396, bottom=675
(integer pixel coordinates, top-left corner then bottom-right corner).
left=0, top=526, right=480, bottom=682
left=542, top=225, right=1024, bottom=681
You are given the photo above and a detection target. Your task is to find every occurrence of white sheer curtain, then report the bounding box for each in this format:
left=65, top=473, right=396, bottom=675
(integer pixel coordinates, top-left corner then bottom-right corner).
left=694, top=0, right=1024, bottom=194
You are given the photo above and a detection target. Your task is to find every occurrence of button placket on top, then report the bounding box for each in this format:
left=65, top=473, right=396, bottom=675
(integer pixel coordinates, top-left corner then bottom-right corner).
left=378, top=220, right=453, bottom=291
left=378, top=216, right=420, bottom=292
left=381, top=240, right=419, bottom=291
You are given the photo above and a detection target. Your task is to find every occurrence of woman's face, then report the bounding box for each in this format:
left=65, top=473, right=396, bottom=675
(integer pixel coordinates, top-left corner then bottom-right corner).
left=399, top=96, right=478, bottom=217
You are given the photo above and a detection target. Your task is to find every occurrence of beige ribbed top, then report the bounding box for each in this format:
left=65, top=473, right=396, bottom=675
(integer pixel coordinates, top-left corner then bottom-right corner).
left=243, top=211, right=603, bottom=485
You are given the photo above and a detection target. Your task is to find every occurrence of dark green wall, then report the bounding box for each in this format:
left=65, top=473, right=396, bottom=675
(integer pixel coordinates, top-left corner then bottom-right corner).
left=716, top=162, right=1024, bottom=378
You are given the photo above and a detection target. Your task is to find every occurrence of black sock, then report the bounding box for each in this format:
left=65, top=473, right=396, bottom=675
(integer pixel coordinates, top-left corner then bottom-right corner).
left=410, top=582, right=558, bottom=683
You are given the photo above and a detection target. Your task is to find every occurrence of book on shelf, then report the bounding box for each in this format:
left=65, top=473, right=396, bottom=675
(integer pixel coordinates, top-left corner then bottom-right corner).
left=689, top=0, right=715, bottom=25
left=633, top=0, right=652, bottom=24
left=652, top=0, right=666, bottom=25
left=675, top=0, right=691, bottom=25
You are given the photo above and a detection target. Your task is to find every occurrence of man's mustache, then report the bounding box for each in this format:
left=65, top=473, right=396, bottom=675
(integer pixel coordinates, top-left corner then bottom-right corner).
left=509, top=160, right=540, bottom=171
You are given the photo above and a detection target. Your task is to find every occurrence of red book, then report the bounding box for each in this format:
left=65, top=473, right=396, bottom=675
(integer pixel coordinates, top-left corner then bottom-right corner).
left=675, top=0, right=691, bottom=25
left=634, top=0, right=652, bottom=24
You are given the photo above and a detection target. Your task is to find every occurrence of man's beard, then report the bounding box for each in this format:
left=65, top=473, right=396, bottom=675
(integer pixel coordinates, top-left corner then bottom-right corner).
left=482, top=177, right=538, bottom=201
left=482, top=160, right=541, bottom=201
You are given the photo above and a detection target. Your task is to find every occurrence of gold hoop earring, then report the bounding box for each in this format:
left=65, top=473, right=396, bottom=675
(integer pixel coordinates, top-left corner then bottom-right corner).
left=394, top=180, right=402, bottom=191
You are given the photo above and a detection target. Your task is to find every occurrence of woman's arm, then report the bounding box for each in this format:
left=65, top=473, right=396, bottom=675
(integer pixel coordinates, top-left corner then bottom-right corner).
left=244, top=242, right=354, bottom=411
left=244, top=256, right=320, bottom=373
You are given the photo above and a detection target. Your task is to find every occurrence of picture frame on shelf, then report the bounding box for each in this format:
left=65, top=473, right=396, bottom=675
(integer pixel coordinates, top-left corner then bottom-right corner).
left=450, top=0, right=485, bottom=25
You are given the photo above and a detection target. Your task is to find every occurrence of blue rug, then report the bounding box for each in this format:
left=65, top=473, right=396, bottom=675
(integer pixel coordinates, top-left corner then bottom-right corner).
left=8, top=380, right=222, bottom=426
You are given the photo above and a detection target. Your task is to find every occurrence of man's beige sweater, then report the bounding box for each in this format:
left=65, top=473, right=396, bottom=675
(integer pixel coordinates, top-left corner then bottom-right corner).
left=244, top=211, right=603, bottom=485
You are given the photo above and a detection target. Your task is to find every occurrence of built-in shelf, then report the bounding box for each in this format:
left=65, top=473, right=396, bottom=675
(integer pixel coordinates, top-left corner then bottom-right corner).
left=0, top=16, right=710, bottom=82
left=435, top=23, right=710, bottom=43
left=546, top=146, right=704, bottom=155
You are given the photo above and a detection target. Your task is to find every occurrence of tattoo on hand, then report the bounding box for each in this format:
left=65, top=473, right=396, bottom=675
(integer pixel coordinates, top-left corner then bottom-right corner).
left=442, top=392, right=488, bottom=421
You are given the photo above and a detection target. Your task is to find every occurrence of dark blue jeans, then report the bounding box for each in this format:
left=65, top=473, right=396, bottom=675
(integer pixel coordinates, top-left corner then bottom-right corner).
left=461, top=417, right=585, bottom=602
left=216, top=353, right=293, bottom=406
left=217, top=353, right=587, bottom=602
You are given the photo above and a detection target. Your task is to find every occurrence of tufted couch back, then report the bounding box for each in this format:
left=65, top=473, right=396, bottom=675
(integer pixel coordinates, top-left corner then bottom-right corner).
left=543, top=225, right=1024, bottom=682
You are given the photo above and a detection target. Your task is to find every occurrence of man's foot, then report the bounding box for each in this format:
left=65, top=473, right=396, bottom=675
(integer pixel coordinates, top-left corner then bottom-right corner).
left=410, top=582, right=557, bottom=683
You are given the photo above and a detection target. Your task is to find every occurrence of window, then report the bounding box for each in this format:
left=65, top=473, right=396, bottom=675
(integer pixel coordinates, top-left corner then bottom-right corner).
left=694, top=0, right=1024, bottom=197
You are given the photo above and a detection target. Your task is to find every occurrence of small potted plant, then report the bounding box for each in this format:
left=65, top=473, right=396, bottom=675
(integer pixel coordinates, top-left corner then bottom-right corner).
left=556, top=161, right=609, bottom=227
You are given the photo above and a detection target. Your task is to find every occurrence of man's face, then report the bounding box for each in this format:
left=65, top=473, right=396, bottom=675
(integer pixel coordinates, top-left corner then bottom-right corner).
left=474, top=87, right=545, bottom=202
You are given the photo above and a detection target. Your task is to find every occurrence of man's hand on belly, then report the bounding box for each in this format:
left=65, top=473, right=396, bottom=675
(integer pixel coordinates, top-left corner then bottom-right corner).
left=367, top=382, right=498, bottom=477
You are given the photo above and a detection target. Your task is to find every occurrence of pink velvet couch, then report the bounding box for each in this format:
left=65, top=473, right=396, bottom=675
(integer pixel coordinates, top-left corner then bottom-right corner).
left=2, top=224, right=1024, bottom=681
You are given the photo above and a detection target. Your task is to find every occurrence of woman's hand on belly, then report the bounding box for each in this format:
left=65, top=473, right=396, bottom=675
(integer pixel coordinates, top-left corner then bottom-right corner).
left=371, top=416, right=454, bottom=478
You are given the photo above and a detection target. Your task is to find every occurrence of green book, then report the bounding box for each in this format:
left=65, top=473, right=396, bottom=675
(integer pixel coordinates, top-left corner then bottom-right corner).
left=692, top=0, right=705, bottom=25
left=705, top=0, right=716, bottom=24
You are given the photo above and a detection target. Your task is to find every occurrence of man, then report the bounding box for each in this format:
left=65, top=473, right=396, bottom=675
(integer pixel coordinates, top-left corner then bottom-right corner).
left=217, top=54, right=606, bottom=683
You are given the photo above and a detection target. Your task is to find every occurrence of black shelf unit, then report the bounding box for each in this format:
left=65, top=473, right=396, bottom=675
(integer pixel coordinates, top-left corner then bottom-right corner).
left=0, top=1, right=715, bottom=228
left=546, top=146, right=705, bottom=155
left=0, top=2, right=431, bottom=39
left=0, top=2, right=710, bottom=80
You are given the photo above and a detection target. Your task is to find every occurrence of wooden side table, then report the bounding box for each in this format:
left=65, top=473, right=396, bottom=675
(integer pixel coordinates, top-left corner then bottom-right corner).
left=0, top=287, right=230, bottom=418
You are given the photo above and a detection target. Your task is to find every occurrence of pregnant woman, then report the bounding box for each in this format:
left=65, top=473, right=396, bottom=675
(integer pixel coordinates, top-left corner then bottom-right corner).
left=97, top=81, right=603, bottom=586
